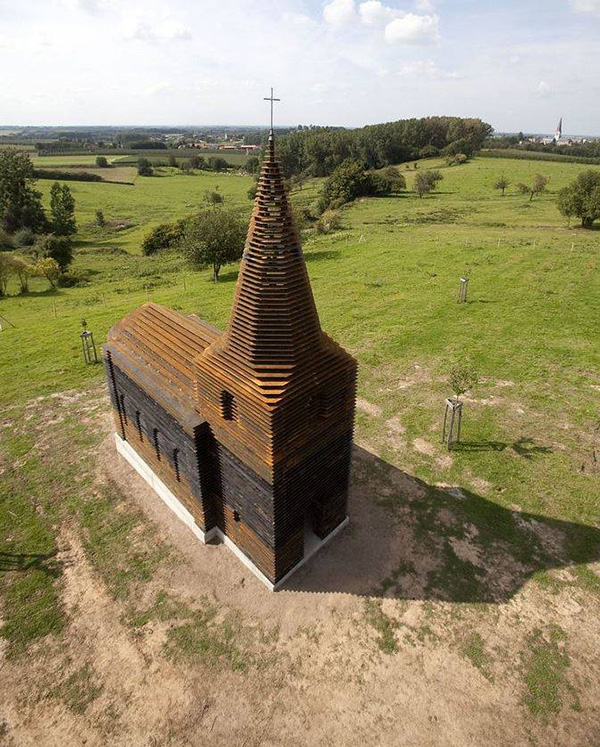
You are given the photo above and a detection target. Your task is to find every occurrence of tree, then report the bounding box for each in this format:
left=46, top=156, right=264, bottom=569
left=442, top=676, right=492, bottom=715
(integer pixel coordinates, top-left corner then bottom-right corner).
left=371, top=167, right=406, bottom=195
left=517, top=174, right=548, bottom=201
left=318, top=159, right=372, bottom=212
left=10, top=256, right=34, bottom=293
left=206, top=156, right=228, bottom=172
left=190, top=155, right=205, bottom=170
left=168, top=154, right=178, bottom=167
left=180, top=208, right=245, bottom=281
left=449, top=362, right=479, bottom=401
left=0, top=252, right=14, bottom=295
left=244, top=157, right=260, bottom=174
left=95, top=156, right=108, bottom=167
left=0, top=149, right=47, bottom=233
left=557, top=170, right=600, bottom=229
left=50, top=182, right=77, bottom=236
left=35, top=257, right=61, bottom=289
left=38, top=234, right=74, bottom=270
left=494, top=175, right=510, bottom=196
left=414, top=170, right=443, bottom=198
left=137, top=157, right=153, bottom=176
left=95, top=209, right=106, bottom=227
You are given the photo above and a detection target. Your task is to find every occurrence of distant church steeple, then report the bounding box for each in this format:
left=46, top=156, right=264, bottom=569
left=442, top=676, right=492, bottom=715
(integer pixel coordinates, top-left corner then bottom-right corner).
left=554, top=116, right=563, bottom=143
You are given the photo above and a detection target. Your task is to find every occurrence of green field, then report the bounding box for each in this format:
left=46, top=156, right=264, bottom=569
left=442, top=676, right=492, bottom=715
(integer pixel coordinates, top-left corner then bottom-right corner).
left=1, top=154, right=599, bottom=742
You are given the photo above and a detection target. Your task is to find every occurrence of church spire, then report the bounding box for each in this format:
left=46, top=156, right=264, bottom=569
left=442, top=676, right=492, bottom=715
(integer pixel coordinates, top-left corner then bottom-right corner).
left=221, top=124, right=323, bottom=372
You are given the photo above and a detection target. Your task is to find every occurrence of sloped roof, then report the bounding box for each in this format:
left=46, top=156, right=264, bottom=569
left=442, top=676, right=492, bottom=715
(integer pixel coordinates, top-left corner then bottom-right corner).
left=105, top=302, right=220, bottom=419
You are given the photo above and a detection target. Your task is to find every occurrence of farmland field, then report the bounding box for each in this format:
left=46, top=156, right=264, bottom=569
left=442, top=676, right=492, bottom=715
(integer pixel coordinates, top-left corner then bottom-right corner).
left=1, top=154, right=599, bottom=745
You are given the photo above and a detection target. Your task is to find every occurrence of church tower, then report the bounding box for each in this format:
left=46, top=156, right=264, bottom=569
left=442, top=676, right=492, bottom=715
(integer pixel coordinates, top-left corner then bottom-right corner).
left=194, top=129, right=357, bottom=586
left=554, top=116, right=563, bottom=143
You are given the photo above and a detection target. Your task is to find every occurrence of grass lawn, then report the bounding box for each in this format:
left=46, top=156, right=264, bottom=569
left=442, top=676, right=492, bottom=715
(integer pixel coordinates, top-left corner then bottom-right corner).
left=1, top=153, right=599, bottom=744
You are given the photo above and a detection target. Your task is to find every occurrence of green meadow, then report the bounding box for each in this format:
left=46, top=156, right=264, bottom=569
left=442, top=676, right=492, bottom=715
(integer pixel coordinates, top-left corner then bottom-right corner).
left=2, top=156, right=599, bottom=518
left=1, top=154, right=599, bottom=738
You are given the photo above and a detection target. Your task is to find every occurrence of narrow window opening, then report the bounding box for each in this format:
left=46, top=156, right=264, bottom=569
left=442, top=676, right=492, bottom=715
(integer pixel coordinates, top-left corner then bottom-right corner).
left=153, top=428, right=161, bottom=461
left=135, top=411, right=143, bottom=441
left=173, top=448, right=181, bottom=482
left=233, top=510, right=241, bottom=523
left=119, top=393, right=127, bottom=425
left=220, top=390, right=237, bottom=421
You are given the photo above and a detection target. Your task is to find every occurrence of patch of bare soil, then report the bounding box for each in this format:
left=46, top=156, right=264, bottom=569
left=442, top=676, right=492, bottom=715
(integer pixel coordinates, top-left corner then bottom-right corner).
left=2, top=394, right=600, bottom=746
left=356, top=397, right=382, bottom=417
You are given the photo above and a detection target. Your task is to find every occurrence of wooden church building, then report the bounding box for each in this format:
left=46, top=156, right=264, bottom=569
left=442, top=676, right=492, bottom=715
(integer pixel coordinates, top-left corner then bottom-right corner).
left=103, top=129, right=357, bottom=589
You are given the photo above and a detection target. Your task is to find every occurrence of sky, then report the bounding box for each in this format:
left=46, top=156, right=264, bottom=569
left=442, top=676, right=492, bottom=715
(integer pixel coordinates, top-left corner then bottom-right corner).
left=0, top=0, right=599, bottom=134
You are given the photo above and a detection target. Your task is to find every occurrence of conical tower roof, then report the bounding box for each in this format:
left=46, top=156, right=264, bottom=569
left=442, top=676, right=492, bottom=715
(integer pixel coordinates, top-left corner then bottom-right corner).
left=220, top=132, right=322, bottom=371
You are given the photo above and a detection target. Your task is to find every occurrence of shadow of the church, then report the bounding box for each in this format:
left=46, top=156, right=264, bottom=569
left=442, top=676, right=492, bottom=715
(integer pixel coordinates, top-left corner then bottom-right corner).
left=284, top=446, right=600, bottom=602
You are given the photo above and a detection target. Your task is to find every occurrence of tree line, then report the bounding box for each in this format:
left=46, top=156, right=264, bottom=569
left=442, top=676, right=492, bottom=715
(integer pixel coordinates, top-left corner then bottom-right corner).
left=0, top=149, right=78, bottom=295
left=274, top=116, right=492, bottom=178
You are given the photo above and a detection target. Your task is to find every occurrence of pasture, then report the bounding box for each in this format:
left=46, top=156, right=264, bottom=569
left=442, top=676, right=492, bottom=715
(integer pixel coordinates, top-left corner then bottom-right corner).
left=1, top=155, right=599, bottom=745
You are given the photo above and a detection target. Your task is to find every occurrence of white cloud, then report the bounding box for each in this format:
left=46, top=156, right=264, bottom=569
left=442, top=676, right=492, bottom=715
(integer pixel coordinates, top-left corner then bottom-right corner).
left=144, top=81, right=172, bottom=96
left=536, top=80, right=552, bottom=98
left=311, top=82, right=330, bottom=92
left=415, top=0, right=434, bottom=10
left=282, top=12, right=313, bottom=26
left=123, top=19, right=192, bottom=42
left=384, top=13, right=440, bottom=44
left=323, top=0, right=356, bottom=25
left=398, top=60, right=458, bottom=79
left=358, top=1, right=399, bottom=25
left=63, top=0, right=106, bottom=12
left=570, top=0, right=600, bottom=15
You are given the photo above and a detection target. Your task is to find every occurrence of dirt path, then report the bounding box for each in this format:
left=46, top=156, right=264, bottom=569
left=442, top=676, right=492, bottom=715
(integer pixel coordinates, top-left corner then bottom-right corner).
left=1, top=394, right=599, bottom=746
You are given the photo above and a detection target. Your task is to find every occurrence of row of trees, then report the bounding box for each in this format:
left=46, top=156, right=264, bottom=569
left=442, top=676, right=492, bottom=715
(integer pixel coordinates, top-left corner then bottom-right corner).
left=274, top=116, right=491, bottom=178
left=0, top=252, right=66, bottom=295
left=493, top=170, right=600, bottom=227
left=0, top=150, right=77, bottom=236
left=137, top=154, right=243, bottom=177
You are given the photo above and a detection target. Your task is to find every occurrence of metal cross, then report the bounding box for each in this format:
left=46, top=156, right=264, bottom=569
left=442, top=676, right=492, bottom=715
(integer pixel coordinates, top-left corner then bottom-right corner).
left=263, top=87, right=281, bottom=131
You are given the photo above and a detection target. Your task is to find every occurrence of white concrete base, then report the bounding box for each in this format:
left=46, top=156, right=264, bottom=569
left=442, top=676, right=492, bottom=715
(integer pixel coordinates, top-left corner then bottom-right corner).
left=114, top=433, right=348, bottom=591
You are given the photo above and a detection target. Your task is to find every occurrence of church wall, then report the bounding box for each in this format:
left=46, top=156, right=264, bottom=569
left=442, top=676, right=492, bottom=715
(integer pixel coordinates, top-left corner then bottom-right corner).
left=104, top=356, right=215, bottom=533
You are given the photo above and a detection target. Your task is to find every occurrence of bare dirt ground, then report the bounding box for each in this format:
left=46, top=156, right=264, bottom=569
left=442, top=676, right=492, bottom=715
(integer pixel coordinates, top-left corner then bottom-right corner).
left=1, top=391, right=600, bottom=746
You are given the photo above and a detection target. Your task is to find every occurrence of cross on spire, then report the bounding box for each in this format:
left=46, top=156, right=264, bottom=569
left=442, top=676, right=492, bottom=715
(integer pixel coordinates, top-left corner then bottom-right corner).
left=263, top=87, right=281, bottom=133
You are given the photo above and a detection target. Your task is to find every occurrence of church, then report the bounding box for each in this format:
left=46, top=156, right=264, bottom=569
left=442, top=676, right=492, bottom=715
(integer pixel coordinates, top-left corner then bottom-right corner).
left=103, top=126, right=357, bottom=590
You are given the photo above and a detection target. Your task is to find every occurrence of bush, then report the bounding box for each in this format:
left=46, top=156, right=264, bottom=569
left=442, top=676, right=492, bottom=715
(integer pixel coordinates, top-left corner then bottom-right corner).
left=168, top=154, right=178, bottom=167
left=95, top=156, right=108, bottom=167
left=370, top=167, right=406, bottom=195
left=318, top=160, right=373, bottom=212
left=418, top=144, right=440, bottom=159
left=247, top=183, right=258, bottom=200
left=95, top=209, right=106, bottom=227
left=244, top=157, right=260, bottom=174
left=13, top=227, right=36, bottom=247
left=446, top=153, right=468, bottom=166
left=32, top=169, right=102, bottom=182
left=34, top=257, right=61, bottom=288
left=203, top=190, right=224, bottom=206
left=190, top=155, right=205, bottom=170
left=57, top=270, right=88, bottom=288
left=38, top=234, right=74, bottom=270
left=0, top=229, right=12, bottom=249
left=414, top=170, right=443, bottom=198
left=137, top=158, right=153, bottom=177
left=141, top=222, right=183, bottom=256
left=316, top=210, right=342, bottom=234
left=10, top=256, right=34, bottom=293
left=206, top=156, right=229, bottom=172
